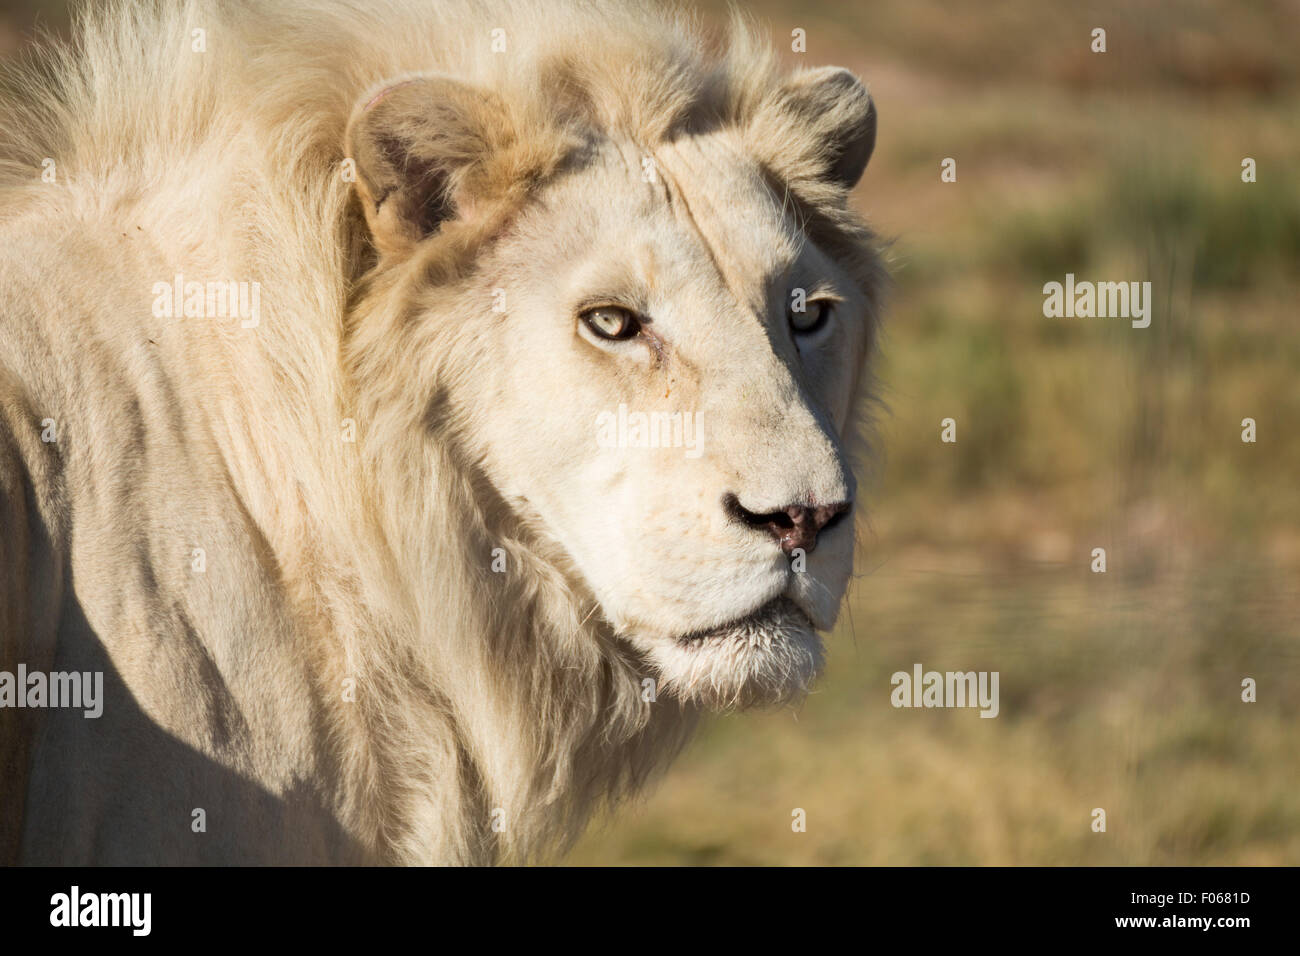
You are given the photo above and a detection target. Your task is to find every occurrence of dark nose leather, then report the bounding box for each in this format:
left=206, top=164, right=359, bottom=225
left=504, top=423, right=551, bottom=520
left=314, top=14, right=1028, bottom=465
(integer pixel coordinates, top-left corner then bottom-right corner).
left=724, top=495, right=852, bottom=555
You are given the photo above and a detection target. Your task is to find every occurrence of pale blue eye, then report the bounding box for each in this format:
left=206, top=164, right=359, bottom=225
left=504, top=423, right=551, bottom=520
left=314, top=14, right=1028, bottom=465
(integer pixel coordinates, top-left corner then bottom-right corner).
left=790, top=299, right=830, bottom=334
left=582, top=307, right=638, bottom=340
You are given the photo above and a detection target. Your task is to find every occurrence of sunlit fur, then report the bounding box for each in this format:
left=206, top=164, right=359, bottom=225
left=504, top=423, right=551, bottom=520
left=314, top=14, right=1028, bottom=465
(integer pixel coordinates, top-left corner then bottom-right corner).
left=0, top=0, right=885, bottom=863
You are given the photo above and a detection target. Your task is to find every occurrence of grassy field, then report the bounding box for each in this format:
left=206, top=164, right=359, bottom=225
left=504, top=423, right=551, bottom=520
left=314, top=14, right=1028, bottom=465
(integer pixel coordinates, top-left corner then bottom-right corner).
left=3, top=0, right=1295, bottom=865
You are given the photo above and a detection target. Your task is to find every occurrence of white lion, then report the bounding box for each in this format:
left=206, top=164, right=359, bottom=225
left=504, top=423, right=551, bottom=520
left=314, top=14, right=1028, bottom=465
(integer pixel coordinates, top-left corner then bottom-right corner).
left=0, top=0, right=885, bottom=863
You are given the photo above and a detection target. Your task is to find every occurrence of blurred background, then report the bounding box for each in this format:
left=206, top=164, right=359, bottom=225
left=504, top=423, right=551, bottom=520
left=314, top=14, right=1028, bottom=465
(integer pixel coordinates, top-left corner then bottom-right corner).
left=5, top=0, right=1296, bottom=864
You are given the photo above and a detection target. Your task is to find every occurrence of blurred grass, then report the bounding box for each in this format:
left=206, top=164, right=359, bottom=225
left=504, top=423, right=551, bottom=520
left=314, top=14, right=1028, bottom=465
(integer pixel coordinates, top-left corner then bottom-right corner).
left=2, top=0, right=1295, bottom=865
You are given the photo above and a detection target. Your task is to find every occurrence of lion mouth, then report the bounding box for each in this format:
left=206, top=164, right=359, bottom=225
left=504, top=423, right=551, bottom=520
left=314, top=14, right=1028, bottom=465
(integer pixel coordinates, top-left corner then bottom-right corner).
left=645, top=596, right=824, bottom=708
left=674, top=596, right=813, bottom=647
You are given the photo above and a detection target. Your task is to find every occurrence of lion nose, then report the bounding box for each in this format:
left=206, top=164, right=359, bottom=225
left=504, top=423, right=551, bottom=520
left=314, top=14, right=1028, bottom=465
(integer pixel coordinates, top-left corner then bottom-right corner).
left=723, top=494, right=852, bottom=555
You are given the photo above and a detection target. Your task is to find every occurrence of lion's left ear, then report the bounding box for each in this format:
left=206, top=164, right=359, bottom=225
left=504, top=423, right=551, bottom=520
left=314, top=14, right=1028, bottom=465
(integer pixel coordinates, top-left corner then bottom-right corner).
left=750, top=66, right=876, bottom=192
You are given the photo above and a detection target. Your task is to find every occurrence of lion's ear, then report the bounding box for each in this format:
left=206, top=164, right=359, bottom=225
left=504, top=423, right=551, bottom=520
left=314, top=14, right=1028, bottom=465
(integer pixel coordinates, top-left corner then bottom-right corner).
left=752, top=66, right=876, bottom=192
left=345, top=75, right=508, bottom=259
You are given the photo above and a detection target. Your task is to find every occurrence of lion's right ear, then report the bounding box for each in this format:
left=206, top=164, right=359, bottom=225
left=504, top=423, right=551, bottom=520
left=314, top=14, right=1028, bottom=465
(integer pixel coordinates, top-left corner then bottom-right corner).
left=345, top=75, right=509, bottom=259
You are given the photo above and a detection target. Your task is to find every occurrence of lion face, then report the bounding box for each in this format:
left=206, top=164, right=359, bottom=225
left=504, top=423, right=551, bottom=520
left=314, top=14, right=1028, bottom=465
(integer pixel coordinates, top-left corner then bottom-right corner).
left=347, top=67, right=880, bottom=709
left=469, top=134, right=870, bottom=707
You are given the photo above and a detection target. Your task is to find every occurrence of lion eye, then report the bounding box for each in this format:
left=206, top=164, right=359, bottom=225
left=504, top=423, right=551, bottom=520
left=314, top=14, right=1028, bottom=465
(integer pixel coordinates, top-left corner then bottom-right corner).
left=581, top=306, right=639, bottom=340
left=789, top=299, right=832, bottom=335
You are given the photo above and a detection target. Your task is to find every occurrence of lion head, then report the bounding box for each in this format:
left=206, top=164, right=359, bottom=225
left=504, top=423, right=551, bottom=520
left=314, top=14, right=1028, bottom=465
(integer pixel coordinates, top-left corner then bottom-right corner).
left=343, top=22, right=884, bottom=713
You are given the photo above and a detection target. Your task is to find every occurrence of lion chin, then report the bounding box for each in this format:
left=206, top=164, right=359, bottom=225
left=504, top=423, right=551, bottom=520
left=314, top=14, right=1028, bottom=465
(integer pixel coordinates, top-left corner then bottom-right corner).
left=640, top=598, right=825, bottom=710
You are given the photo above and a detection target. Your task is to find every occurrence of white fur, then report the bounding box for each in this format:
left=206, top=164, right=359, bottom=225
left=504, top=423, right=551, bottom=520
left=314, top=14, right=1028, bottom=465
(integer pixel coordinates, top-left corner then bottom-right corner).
left=0, top=0, right=885, bottom=863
